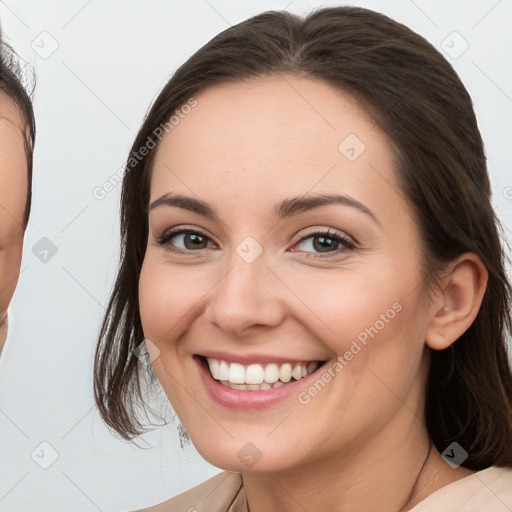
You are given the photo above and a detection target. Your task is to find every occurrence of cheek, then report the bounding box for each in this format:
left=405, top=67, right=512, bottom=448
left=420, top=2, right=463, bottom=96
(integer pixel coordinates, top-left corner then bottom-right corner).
left=138, top=255, right=212, bottom=343
left=283, top=262, right=427, bottom=384
left=139, top=258, right=183, bottom=340
left=281, top=264, right=407, bottom=346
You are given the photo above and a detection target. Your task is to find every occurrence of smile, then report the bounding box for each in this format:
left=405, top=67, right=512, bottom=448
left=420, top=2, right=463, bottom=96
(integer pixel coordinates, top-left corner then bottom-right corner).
left=206, top=357, right=320, bottom=391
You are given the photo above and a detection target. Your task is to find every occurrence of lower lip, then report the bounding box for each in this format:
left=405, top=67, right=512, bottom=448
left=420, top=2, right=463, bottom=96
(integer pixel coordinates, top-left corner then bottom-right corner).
left=194, top=356, right=326, bottom=411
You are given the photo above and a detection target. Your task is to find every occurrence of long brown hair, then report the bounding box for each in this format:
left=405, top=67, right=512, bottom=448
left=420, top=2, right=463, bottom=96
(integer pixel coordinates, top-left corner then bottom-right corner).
left=93, top=6, right=512, bottom=470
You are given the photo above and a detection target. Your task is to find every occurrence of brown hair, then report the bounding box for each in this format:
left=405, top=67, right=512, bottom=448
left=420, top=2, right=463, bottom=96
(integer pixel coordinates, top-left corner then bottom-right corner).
left=93, top=6, right=512, bottom=470
left=0, top=25, right=36, bottom=228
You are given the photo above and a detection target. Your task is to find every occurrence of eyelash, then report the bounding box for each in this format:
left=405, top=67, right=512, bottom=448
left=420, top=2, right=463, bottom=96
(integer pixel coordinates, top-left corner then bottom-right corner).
left=155, top=227, right=356, bottom=258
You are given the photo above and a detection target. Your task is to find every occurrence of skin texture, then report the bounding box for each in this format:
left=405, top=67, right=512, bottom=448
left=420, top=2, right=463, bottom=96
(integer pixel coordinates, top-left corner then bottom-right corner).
left=0, top=92, right=28, bottom=354
left=138, top=76, right=487, bottom=512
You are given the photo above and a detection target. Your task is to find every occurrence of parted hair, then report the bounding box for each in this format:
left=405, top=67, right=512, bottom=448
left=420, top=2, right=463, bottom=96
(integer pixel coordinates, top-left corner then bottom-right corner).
left=93, top=6, right=512, bottom=470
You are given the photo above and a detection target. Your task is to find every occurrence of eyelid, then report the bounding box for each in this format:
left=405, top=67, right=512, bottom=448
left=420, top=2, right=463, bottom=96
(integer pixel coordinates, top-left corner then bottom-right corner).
left=289, top=227, right=357, bottom=257
left=292, top=226, right=355, bottom=245
left=156, top=225, right=217, bottom=249
left=156, top=224, right=357, bottom=258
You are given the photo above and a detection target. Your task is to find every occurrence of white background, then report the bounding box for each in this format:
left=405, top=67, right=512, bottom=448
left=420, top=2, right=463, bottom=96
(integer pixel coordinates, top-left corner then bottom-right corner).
left=0, top=1, right=511, bottom=511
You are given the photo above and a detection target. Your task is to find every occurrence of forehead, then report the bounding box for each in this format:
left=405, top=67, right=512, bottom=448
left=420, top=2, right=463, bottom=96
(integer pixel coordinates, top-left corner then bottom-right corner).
left=154, top=76, right=379, bottom=169
left=150, top=76, right=404, bottom=219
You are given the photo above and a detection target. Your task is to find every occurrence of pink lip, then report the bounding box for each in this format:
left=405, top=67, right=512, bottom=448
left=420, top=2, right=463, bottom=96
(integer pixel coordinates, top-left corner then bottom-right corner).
left=194, top=355, right=327, bottom=411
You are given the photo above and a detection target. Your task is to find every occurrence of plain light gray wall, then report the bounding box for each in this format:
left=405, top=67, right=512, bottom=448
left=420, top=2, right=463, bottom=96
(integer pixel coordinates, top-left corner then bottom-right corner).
left=0, top=1, right=511, bottom=511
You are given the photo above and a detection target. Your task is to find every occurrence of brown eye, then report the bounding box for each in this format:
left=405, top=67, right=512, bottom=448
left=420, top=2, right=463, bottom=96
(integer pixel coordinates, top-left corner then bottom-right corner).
left=292, top=229, right=356, bottom=256
left=156, top=229, right=213, bottom=251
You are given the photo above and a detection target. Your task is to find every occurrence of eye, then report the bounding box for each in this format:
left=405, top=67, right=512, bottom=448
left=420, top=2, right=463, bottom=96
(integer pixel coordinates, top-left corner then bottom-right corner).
left=290, top=229, right=356, bottom=257
left=156, top=228, right=215, bottom=252
left=155, top=226, right=356, bottom=257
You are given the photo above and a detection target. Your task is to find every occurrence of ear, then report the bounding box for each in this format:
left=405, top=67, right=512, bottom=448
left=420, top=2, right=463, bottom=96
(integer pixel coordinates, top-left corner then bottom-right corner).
left=425, top=253, right=488, bottom=350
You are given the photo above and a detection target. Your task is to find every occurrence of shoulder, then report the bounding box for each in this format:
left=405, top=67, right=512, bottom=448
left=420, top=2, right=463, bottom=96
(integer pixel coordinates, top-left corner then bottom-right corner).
left=134, top=471, right=244, bottom=512
left=411, top=466, right=512, bottom=511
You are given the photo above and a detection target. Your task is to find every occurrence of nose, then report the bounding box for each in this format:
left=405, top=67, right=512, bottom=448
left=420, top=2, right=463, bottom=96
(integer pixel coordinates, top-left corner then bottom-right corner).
left=204, top=251, right=286, bottom=337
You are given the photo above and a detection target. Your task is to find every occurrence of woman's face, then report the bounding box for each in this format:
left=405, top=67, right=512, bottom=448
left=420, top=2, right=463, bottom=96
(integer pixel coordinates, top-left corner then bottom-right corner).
left=0, top=93, right=28, bottom=352
left=139, top=76, right=435, bottom=472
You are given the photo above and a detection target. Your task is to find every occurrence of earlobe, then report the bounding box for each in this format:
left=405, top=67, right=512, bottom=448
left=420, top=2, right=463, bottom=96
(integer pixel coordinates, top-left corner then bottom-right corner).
left=425, top=253, right=488, bottom=351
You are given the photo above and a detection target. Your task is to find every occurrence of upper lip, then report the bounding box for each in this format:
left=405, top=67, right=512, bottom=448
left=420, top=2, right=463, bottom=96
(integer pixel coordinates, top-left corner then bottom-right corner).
left=196, top=350, right=327, bottom=365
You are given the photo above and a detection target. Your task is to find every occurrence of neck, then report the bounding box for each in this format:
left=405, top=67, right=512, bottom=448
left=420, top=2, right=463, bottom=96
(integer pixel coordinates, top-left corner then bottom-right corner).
left=241, top=409, right=468, bottom=512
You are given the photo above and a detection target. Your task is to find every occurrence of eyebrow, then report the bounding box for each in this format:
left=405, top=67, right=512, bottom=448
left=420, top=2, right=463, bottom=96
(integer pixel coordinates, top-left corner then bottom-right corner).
left=149, top=192, right=380, bottom=225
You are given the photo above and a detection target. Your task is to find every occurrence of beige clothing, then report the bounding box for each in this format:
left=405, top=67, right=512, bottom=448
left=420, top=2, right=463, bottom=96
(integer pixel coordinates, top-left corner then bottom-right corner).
left=136, top=466, right=512, bottom=511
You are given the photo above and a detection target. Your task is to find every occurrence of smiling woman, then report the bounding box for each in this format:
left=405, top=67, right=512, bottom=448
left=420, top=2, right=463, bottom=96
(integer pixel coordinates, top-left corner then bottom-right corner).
left=0, top=25, right=35, bottom=354
left=93, top=6, right=512, bottom=512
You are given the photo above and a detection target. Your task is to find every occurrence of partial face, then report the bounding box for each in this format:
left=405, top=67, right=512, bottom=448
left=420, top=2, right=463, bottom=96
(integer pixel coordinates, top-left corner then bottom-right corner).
left=139, top=76, right=433, bottom=471
left=0, top=93, right=28, bottom=352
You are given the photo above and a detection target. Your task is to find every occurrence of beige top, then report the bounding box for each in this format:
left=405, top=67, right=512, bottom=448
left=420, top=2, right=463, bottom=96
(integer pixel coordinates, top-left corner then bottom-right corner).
left=136, top=466, right=512, bottom=511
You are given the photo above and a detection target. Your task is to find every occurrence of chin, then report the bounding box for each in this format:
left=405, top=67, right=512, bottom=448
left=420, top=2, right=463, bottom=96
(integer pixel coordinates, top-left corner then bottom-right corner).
left=189, top=434, right=300, bottom=473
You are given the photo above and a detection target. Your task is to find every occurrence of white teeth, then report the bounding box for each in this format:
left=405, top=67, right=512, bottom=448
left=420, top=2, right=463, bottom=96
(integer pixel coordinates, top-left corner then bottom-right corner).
left=292, top=364, right=303, bottom=381
left=208, top=359, right=220, bottom=379
left=205, top=357, right=322, bottom=390
left=229, top=363, right=245, bottom=384
left=307, top=362, right=319, bottom=374
left=264, top=363, right=280, bottom=384
left=279, top=363, right=292, bottom=383
left=218, top=360, right=230, bottom=381
left=246, top=364, right=264, bottom=385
